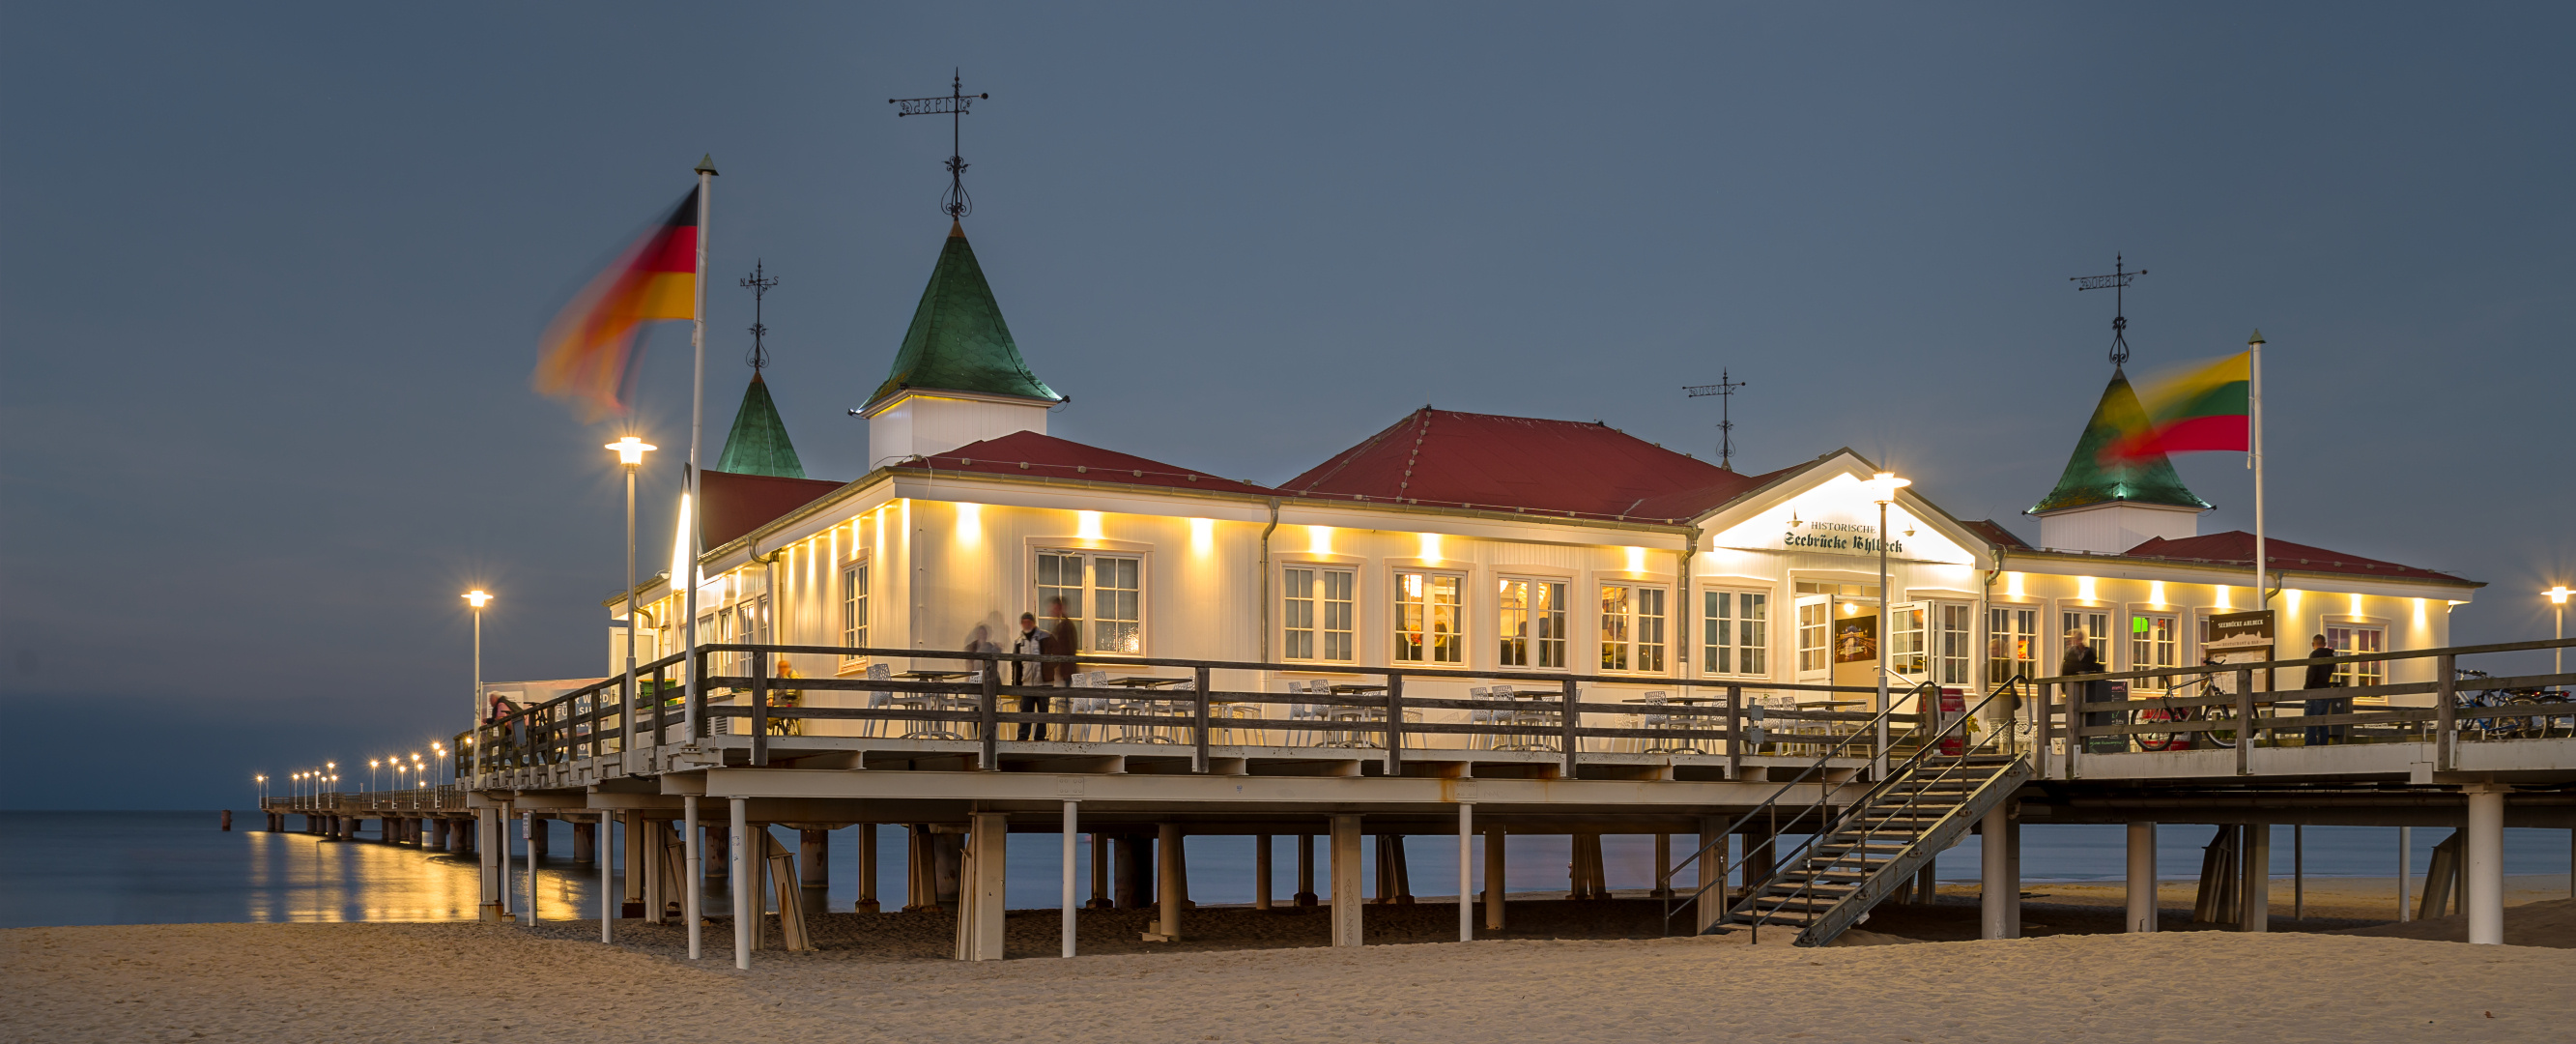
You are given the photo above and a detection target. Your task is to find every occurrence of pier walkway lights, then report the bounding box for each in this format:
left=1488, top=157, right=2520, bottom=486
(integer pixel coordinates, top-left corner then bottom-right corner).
left=1863, top=471, right=1909, bottom=780
left=2549, top=586, right=2569, bottom=678
left=608, top=437, right=654, bottom=761
left=464, top=590, right=492, bottom=769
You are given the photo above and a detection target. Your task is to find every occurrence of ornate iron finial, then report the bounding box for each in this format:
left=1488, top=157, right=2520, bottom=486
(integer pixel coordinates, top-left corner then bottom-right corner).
left=740, top=260, right=779, bottom=372
left=2071, top=254, right=2147, bottom=370
left=891, top=70, right=989, bottom=220
left=1682, top=370, right=1751, bottom=471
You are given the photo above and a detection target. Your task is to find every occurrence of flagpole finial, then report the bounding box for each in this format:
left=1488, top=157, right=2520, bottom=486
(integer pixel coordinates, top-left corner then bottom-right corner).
left=2247, top=329, right=2264, bottom=346
left=696, top=155, right=720, bottom=176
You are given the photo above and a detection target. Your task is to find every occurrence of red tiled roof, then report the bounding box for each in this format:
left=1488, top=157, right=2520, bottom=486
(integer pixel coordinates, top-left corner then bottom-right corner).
left=1280, top=407, right=1791, bottom=523
left=1963, top=519, right=2035, bottom=551
left=700, top=469, right=846, bottom=550
left=2118, top=532, right=2476, bottom=586
left=894, top=430, right=1279, bottom=496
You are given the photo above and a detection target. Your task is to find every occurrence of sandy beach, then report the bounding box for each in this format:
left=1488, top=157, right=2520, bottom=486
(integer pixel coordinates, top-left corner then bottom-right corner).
left=9, top=901, right=2576, bottom=1043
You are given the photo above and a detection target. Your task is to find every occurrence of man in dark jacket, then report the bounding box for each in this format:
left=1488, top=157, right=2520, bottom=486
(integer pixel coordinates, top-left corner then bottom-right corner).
left=2302, top=634, right=2343, bottom=746
left=2063, top=630, right=2113, bottom=748
left=1012, top=612, right=1057, bottom=740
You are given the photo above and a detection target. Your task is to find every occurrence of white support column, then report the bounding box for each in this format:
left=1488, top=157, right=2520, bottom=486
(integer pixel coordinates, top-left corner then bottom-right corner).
left=1457, top=803, right=1474, bottom=942
left=1484, top=826, right=1507, bottom=931
left=730, top=798, right=752, bottom=970
left=2466, top=785, right=2505, bottom=945
left=1980, top=804, right=2014, bottom=939
left=1151, top=822, right=1183, bottom=942
left=1060, top=801, right=1077, bottom=958
left=2125, top=822, right=2157, bottom=933
left=2238, top=823, right=2271, bottom=934
left=601, top=812, right=616, bottom=943
left=1695, top=817, right=1725, bottom=934
left=967, top=811, right=1008, bottom=961
left=683, top=797, right=702, bottom=959
left=521, top=811, right=536, bottom=927
left=1330, top=815, right=1363, bottom=947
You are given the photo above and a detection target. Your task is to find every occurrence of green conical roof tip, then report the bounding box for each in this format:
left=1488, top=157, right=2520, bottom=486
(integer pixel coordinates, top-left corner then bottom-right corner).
left=864, top=222, right=1062, bottom=412
left=2027, top=370, right=2211, bottom=515
left=714, top=373, right=806, bottom=478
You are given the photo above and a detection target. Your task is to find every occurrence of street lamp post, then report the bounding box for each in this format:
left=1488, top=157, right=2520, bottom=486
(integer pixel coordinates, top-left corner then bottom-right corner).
left=2549, top=586, right=2569, bottom=684
left=1865, top=470, right=1911, bottom=781
left=465, top=591, right=493, bottom=778
left=608, top=437, right=655, bottom=761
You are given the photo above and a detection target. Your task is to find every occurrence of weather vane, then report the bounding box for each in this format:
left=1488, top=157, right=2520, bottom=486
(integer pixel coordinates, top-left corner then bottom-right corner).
left=2070, top=254, right=2147, bottom=370
left=1682, top=370, right=1750, bottom=471
left=740, top=260, right=779, bottom=372
left=891, top=70, right=989, bottom=220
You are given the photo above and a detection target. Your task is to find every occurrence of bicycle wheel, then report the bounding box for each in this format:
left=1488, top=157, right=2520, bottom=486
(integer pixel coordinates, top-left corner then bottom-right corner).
left=2199, top=704, right=2238, bottom=748
left=2133, top=707, right=2175, bottom=751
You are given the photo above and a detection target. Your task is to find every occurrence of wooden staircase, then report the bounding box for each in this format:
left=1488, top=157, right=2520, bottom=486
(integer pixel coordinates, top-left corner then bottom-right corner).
left=1712, top=751, right=2029, bottom=946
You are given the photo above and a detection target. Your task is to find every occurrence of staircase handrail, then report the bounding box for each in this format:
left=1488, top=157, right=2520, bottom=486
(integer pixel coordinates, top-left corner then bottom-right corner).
left=1712, top=677, right=2025, bottom=941
left=1661, top=674, right=2029, bottom=935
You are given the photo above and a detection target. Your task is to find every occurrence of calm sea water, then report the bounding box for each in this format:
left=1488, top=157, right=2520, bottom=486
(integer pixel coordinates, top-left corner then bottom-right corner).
left=1, top=811, right=2566, bottom=929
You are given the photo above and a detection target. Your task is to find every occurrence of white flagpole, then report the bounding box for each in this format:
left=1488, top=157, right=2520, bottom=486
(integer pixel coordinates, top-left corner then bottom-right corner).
left=2247, top=331, right=2266, bottom=612
left=684, top=156, right=716, bottom=739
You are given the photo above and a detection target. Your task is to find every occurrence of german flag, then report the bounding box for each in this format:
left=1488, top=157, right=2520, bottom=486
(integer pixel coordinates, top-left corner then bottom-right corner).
left=533, top=188, right=700, bottom=420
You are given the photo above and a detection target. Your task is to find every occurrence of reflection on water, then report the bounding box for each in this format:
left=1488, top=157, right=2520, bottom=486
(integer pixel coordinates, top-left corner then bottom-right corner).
left=6, top=813, right=2567, bottom=929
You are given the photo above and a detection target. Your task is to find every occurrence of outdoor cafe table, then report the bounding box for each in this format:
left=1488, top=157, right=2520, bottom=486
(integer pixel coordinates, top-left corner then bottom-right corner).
left=1105, top=676, right=1189, bottom=742
left=894, top=671, right=971, bottom=740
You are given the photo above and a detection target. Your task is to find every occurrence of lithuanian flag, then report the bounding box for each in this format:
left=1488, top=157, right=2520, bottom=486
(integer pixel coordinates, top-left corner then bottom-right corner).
left=532, top=188, right=700, bottom=420
left=2102, top=351, right=2251, bottom=461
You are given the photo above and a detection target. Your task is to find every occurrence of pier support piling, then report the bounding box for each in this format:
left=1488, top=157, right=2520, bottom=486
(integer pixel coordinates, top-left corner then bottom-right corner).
left=574, top=820, right=597, bottom=865
left=960, top=811, right=1008, bottom=960
left=856, top=824, right=880, bottom=913
left=1148, top=822, right=1183, bottom=942
left=1061, top=802, right=1077, bottom=957
left=477, top=808, right=503, bottom=922
left=622, top=814, right=645, bottom=916
left=2466, top=784, right=2505, bottom=944
left=1295, top=833, right=1319, bottom=907
left=730, top=798, right=752, bottom=970
left=1114, top=835, right=1150, bottom=909
left=1254, top=833, right=1274, bottom=911
left=2125, top=823, right=2157, bottom=932
left=798, top=828, right=829, bottom=889
left=600, top=812, right=616, bottom=943
left=2237, top=823, right=2271, bottom=933
left=1330, top=815, right=1362, bottom=947
left=1457, top=803, right=1474, bottom=942
left=1695, top=817, right=1726, bottom=934
left=1980, top=803, right=2015, bottom=940
left=684, top=796, right=702, bottom=961
left=1086, top=832, right=1112, bottom=910
left=1485, top=826, right=1506, bottom=931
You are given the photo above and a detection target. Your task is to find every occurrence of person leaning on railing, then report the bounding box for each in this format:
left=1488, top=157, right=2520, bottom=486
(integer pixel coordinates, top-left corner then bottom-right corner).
left=2302, top=634, right=2345, bottom=746
left=2063, top=630, right=2115, bottom=750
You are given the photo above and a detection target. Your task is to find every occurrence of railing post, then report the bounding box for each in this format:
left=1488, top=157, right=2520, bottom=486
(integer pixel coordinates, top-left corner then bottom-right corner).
left=2067, top=681, right=2083, bottom=781
left=1560, top=679, right=1580, bottom=777
left=2235, top=668, right=2254, bottom=775
left=2435, top=653, right=2456, bottom=771
left=1385, top=672, right=1405, bottom=777
left=650, top=664, right=668, bottom=754
left=750, top=650, right=769, bottom=767
left=689, top=652, right=708, bottom=741
left=1726, top=684, right=1743, bottom=781
left=2035, top=682, right=2053, bottom=780
left=1194, top=666, right=1214, bottom=774
left=980, top=655, right=1001, bottom=770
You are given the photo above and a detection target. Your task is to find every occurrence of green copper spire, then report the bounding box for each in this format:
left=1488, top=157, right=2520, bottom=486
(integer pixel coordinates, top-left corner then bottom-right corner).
left=714, top=373, right=806, bottom=478
left=2028, top=370, right=2210, bottom=514
left=864, top=222, right=1062, bottom=412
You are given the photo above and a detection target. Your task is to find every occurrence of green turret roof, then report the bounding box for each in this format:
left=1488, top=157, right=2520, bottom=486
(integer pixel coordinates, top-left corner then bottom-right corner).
left=863, top=222, right=1062, bottom=412
left=2027, top=370, right=2211, bottom=515
left=714, top=373, right=806, bottom=478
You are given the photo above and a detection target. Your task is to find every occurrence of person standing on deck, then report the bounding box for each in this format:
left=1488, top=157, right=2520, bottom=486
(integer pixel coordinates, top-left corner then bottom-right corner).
left=2302, top=634, right=2344, bottom=746
left=1012, top=612, right=1059, bottom=740
left=2063, top=629, right=2110, bottom=746
left=1047, top=597, right=1079, bottom=683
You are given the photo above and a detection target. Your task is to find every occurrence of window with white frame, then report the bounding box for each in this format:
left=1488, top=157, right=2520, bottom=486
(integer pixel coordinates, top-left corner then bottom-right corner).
left=2063, top=609, right=2110, bottom=670
left=1393, top=570, right=1463, bottom=664
left=1889, top=604, right=1927, bottom=677
left=1798, top=599, right=1831, bottom=673
left=1038, top=549, right=1145, bottom=654
left=1990, top=606, right=2039, bottom=683
left=1703, top=590, right=1768, bottom=676
left=1600, top=583, right=1667, bottom=673
left=2131, top=612, right=2178, bottom=689
left=2327, top=624, right=2385, bottom=688
left=1498, top=577, right=1568, bottom=668
left=1282, top=566, right=1356, bottom=662
left=840, top=560, right=870, bottom=660
left=1935, top=603, right=1973, bottom=685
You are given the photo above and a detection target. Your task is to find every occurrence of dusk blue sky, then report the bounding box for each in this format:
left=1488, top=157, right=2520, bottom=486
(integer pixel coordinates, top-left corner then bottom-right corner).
left=4, top=3, right=2568, bottom=808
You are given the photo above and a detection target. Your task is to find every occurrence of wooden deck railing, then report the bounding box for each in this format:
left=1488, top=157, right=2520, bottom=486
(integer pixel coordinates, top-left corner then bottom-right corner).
left=467, top=644, right=1935, bottom=782
left=2021, top=635, right=2576, bottom=776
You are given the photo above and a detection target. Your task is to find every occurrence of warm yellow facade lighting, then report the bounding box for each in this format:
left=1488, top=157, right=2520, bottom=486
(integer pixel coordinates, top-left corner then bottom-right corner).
left=1077, top=510, right=1103, bottom=541
left=1625, top=546, right=1646, bottom=574
left=2149, top=581, right=2166, bottom=606
left=2215, top=585, right=2232, bottom=611
left=957, top=502, right=983, bottom=546
left=1308, top=525, right=1332, bottom=556
left=2077, top=576, right=2097, bottom=603
left=2006, top=572, right=2025, bottom=597
left=1418, top=532, right=1443, bottom=564
left=2350, top=593, right=2364, bottom=618
left=1190, top=518, right=1215, bottom=555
